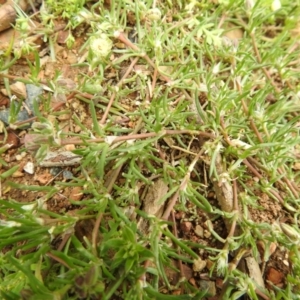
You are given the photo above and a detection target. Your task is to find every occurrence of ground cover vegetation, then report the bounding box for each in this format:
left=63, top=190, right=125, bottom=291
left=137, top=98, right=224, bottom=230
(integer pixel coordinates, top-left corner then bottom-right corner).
left=0, top=0, right=300, bottom=299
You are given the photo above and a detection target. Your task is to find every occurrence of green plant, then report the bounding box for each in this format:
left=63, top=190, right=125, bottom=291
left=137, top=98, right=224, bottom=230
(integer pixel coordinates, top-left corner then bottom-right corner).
left=0, top=0, right=300, bottom=299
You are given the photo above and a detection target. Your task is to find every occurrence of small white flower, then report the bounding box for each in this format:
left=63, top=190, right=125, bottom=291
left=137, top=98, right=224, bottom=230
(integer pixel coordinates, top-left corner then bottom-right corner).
left=0, top=220, right=21, bottom=227
left=89, top=34, right=112, bottom=61
left=185, top=0, right=198, bottom=13
left=146, top=8, right=161, bottom=21
left=212, top=63, right=221, bottom=75
left=271, top=0, right=281, bottom=11
left=198, top=83, right=208, bottom=92
left=254, top=110, right=264, bottom=121
left=48, top=226, right=55, bottom=234
left=114, top=31, right=121, bottom=38
left=245, top=0, right=255, bottom=11
left=219, top=172, right=231, bottom=184
left=154, top=40, right=161, bottom=49
left=35, top=218, right=45, bottom=225
left=105, top=136, right=118, bottom=145
left=127, top=139, right=135, bottom=145
left=21, top=203, right=36, bottom=211
left=217, top=250, right=229, bottom=275
left=215, top=142, right=224, bottom=152
left=231, top=139, right=251, bottom=150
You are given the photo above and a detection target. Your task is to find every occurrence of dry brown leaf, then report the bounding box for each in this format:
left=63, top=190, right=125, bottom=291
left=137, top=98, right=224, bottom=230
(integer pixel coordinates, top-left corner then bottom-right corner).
left=266, top=267, right=284, bottom=286
left=0, top=129, right=20, bottom=149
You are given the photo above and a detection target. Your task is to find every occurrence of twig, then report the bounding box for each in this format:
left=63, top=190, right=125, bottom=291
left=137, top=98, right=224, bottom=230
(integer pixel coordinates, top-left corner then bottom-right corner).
left=220, top=116, right=232, bottom=145
left=9, top=90, right=77, bottom=128
left=151, top=67, right=158, bottom=99
left=60, top=129, right=215, bottom=146
left=277, top=166, right=299, bottom=196
left=171, top=211, right=185, bottom=294
left=46, top=252, right=71, bottom=269
left=269, top=189, right=284, bottom=204
left=162, top=149, right=204, bottom=220
left=249, top=118, right=264, bottom=143
left=250, top=33, right=280, bottom=93
left=243, top=158, right=262, bottom=179
left=226, top=180, right=239, bottom=238
left=139, top=148, right=204, bottom=284
left=100, top=56, right=139, bottom=125
left=235, top=79, right=264, bottom=143
left=91, top=118, right=144, bottom=251
left=92, top=213, right=103, bottom=256
left=247, top=156, right=299, bottom=196
left=114, top=31, right=172, bottom=83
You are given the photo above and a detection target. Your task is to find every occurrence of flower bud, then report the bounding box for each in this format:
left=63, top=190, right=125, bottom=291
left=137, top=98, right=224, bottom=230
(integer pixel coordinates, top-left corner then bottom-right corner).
left=280, top=223, right=300, bottom=242
left=146, top=8, right=162, bottom=21
left=271, top=0, right=281, bottom=11
left=245, top=0, right=255, bottom=11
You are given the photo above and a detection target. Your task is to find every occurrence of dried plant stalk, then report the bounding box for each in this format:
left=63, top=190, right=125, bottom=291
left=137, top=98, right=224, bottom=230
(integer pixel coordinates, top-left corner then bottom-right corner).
left=212, top=153, right=265, bottom=290
left=211, top=152, right=234, bottom=232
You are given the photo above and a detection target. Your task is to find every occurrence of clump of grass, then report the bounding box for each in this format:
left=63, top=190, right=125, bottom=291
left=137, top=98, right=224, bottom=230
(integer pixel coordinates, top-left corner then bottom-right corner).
left=0, top=0, right=300, bottom=299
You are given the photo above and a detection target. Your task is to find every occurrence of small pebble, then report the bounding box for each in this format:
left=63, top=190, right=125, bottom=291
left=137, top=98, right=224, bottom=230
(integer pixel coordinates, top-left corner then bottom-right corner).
left=193, top=257, right=207, bottom=272
left=16, top=155, right=23, bottom=161
left=199, top=280, right=216, bottom=296
left=12, top=170, right=24, bottom=178
left=194, top=225, right=204, bottom=238
left=16, top=151, right=26, bottom=161
left=204, top=230, right=211, bottom=238
left=63, top=170, right=73, bottom=180
left=282, top=260, right=289, bottom=267
left=180, top=221, right=192, bottom=234
left=64, top=144, right=76, bottom=151
left=50, top=167, right=62, bottom=176
left=23, top=162, right=34, bottom=174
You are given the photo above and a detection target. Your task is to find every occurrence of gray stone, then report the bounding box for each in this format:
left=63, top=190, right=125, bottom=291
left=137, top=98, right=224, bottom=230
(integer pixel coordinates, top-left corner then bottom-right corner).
left=199, top=280, right=216, bottom=297
left=0, top=84, right=42, bottom=127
